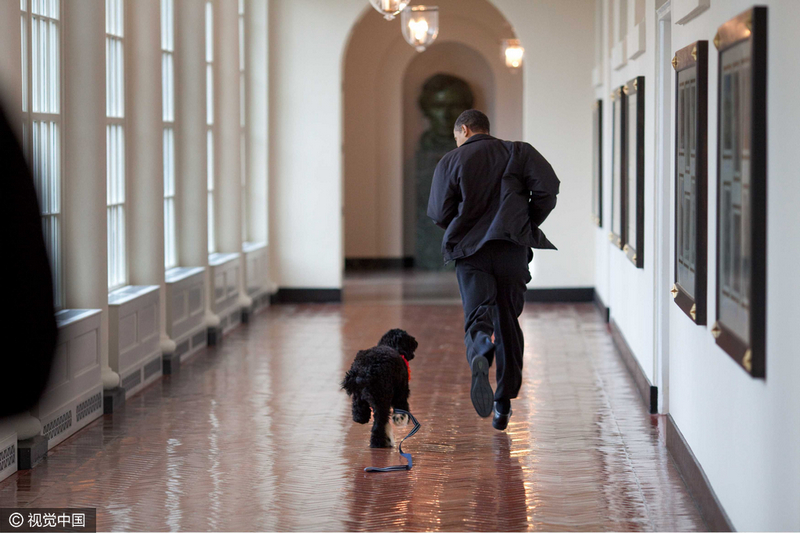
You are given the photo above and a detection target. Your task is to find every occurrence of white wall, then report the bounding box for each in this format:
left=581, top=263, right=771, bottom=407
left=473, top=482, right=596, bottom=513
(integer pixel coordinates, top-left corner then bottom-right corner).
left=669, top=2, right=800, bottom=530
left=599, top=0, right=658, bottom=383
left=268, top=0, right=365, bottom=289
left=495, top=0, right=596, bottom=289
left=271, top=0, right=595, bottom=290
left=593, top=0, right=800, bottom=529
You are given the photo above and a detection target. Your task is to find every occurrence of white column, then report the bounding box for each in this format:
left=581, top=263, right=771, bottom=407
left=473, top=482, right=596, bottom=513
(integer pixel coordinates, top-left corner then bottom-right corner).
left=175, top=0, right=216, bottom=326
left=246, top=0, right=268, bottom=246
left=127, top=0, right=174, bottom=353
left=63, top=0, right=119, bottom=390
left=215, top=0, right=249, bottom=308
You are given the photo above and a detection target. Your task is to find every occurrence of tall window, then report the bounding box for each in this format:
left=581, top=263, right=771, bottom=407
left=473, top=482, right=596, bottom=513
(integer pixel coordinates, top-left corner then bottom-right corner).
left=205, top=0, right=215, bottom=254
left=239, top=0, right=247, bottom=242
left=21, top=0, right=63, bottom=309
left=162, top=0, right=177, bottom=269
left=106, top=0, right=127, bottom=290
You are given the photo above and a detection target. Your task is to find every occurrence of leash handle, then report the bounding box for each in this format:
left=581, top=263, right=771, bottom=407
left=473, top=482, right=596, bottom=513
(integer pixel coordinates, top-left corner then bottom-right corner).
left=364, top=410, right=420, bottom=473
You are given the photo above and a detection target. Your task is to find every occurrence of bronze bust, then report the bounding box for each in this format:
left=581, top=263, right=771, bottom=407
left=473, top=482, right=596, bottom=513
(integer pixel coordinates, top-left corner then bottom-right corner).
left=415, top=74, right=474, bottom=269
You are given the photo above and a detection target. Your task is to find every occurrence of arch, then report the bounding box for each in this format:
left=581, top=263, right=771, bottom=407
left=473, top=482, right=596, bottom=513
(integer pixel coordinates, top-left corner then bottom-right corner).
left=342, top=0, right=523, bottom=262
left=401, top=42, right=498, bottom=257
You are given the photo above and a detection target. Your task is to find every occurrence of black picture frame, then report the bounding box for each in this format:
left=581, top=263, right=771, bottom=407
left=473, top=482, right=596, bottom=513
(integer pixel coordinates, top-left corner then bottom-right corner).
left=609, top=87, right=625, bottom=249
left=592, top=99, right=603, bottom=227
left=672, top=41, right=708, bottom=325
left=623, top=76, right=644, bottom=268
left=713, top=7, right=767, bottom=378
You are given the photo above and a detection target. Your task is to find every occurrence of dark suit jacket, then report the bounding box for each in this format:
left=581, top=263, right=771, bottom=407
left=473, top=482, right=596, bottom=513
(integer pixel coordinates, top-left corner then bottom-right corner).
left=426, top=134, right=560, bottom=263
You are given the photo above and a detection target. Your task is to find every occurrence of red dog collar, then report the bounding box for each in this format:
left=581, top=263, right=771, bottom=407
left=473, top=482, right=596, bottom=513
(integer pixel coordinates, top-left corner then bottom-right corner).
left=402, top=355, right=410, bottom=381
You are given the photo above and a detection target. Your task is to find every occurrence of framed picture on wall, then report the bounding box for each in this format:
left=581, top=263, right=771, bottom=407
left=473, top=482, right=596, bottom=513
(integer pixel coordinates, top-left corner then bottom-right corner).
left=592, top=99, right=603, bottom=227
left=623, top=76, right=644, bottom=268
left=609, top=87, right=625, bottom=249
left=712, top=7, right=767, bottom=378
left=672, top=41, right=708, bottom=325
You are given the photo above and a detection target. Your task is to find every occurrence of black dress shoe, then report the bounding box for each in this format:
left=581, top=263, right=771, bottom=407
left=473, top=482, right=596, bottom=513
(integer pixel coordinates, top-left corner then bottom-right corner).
left=492, top=401, right=512, bottom=430
left=470, top=355, right=493, bottom=418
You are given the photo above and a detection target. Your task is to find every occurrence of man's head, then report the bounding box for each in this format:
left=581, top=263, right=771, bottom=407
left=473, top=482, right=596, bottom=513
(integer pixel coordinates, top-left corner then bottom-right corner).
left=453, top=109, right=490, bottom=147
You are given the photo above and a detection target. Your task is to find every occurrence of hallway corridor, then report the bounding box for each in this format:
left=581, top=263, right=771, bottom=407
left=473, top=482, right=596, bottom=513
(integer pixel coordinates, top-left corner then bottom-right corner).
left=0, top=287, right=706, bottom=531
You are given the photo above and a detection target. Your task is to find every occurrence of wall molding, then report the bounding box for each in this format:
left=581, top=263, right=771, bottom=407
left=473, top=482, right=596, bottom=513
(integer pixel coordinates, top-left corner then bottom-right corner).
left=270, top=289, right=342, bottom=304
left=524, top=287, right=594, bottom=303
left=609, top=319, right=658, bottom=413
left=594, top=291, right=610, bottom=323
left=608, top=318, right=734, bottom=529
left=344, top=257, right=415, bottom=271
left=666, top=415, right=735, bottom=532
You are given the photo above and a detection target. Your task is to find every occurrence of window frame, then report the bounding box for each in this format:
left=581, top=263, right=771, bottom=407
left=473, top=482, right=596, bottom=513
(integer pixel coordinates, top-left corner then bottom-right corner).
left=162, top=0, right=178, bottom=269
left=105, top=0, right=129, bottom=292
left=239, top=0, right=247, bottom=244
left=206, top=0, right=216, bottom=254
left=21, top=0, right=65, bottom=310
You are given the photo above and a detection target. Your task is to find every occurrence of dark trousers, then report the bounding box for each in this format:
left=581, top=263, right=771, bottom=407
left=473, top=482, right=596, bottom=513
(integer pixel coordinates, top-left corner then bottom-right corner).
left=455, top=240, right=531, bottom=402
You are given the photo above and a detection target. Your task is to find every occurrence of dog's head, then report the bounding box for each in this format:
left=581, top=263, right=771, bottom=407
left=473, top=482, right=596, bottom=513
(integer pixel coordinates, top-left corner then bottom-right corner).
left=378, top=329, right=418, bottom=361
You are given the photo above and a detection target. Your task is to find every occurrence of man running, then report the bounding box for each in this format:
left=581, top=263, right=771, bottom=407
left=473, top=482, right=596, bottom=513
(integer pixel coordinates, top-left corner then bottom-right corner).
left=427, top=109, right=560, bottom=430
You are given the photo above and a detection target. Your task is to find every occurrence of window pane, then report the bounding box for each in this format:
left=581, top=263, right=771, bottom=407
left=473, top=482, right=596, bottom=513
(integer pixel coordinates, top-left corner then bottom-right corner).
left=239, top=73, right=245, bottom=128
left=206, top=64, right=213, bottom=125
left=162, top=52, right=174, bottom=122
left=32, top=17, right=39, bottom=112
left=26, top=1, right=63, bottom=308
left=160, top=0, right=174, bottom=51
left=239, top=16, right=245, bottom=71
left=106, top=0, right=123, bottom=36
left=208, top=192, right=215, bottom=254
left=205, top=1, right=213, bottom=62
left=207, top=126, right=215, bottom=254
left=107, top=123, right=126, bottom=289
left=207, top=129, right=214, bottom=191
left=241, top=132, right=247, bottom=242
left=21, top=15, right=27, bottom=113
left=163, top=127, right=175, bottom=196
left=164, top=197, right=176, bottom=269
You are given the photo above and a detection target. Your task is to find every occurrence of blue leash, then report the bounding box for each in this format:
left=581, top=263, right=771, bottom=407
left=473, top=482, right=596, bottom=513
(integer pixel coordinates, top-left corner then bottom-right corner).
left=364, top=410, right=421, bottom=473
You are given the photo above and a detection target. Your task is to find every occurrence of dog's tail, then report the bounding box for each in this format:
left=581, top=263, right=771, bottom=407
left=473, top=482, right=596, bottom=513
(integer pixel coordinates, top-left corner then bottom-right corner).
left=341, top=369, right=361, bottom=396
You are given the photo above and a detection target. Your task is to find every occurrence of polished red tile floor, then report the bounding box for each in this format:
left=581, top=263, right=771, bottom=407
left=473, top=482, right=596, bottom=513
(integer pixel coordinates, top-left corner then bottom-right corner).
left=0, top=273, right=707, bottom=531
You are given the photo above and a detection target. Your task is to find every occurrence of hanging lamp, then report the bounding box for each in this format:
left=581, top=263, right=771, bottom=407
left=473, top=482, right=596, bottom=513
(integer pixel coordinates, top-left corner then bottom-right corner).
left=502, top=39, right=524, bottom=69
left=368, top=0, right=410, bottom=21
left=402, top=5, right=439, bottom=52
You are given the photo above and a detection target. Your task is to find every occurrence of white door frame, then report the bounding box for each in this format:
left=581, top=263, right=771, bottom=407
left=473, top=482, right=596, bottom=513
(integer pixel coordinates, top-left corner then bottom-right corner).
left=653, top=0, right=673, bottom=413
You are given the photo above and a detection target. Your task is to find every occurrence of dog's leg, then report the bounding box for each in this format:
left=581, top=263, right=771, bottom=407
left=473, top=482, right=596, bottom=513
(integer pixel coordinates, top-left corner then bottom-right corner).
left=385, top=419, right=396, bottom=447
left=392, top=388, right=411, bottom=427
left=351, top=394, right=371, bottom=424
left=370, top=403, right=393, bottom=448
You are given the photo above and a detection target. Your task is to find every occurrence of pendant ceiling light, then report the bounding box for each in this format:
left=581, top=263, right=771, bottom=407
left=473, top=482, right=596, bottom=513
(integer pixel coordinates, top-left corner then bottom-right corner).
left=402, top=5, right=439, bottom=52
left=368, top=0, right=410, bottom=21
left=502, top=39, right=524, bottom=69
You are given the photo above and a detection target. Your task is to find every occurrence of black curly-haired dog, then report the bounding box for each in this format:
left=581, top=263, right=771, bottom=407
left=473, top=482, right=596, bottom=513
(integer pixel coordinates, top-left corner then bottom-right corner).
left=341, top=329, right=418, bottom=448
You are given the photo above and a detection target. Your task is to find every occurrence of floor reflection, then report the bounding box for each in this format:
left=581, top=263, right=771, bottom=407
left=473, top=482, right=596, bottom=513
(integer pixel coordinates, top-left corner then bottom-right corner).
left=0, top=277, right=706, bottom=531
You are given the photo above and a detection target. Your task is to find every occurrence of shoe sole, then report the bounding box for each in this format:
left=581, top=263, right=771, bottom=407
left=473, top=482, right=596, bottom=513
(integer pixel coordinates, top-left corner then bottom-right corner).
left=492, top=409, right=512, bottom=431
left=470, top=355, right=493, bottom=418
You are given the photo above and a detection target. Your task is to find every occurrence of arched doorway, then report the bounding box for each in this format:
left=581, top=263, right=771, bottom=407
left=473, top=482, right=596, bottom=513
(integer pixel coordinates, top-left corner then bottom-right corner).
left=342, top=0, right=522, bottom=271
left=402, top=42, right=497, bottom=267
